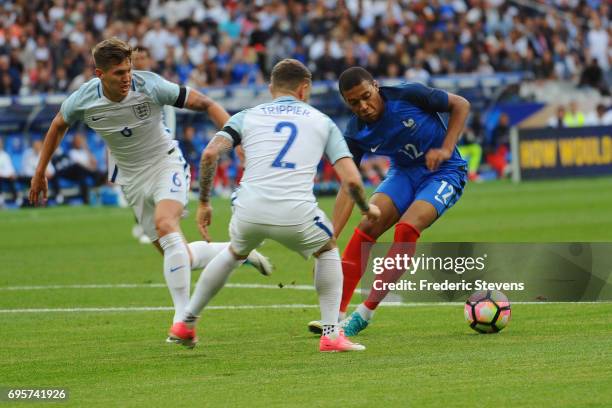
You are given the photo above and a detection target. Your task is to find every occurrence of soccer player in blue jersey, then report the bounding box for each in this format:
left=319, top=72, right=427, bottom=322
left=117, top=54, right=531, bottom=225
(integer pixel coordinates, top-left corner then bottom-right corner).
left=310, top=67, right=470, bottom=336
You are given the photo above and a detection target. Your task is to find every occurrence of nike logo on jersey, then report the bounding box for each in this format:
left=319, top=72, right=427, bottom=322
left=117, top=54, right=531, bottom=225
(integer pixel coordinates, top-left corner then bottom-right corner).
left=370, top=143, right=382, bottom=153
left=170, top=265, right=184, bottom=273
left=91, top=115, right=105, bottom=122
left=170, top=188, right=180, bottom=193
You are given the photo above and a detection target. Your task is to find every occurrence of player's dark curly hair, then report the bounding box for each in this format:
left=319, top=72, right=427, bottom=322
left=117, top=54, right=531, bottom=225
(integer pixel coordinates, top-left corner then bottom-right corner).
left=338, top=67, right=374, bottom=95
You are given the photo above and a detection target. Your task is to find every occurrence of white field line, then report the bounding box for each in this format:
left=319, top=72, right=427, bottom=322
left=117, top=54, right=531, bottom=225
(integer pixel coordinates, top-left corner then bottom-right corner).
left=0, top=283, right=316, bottom=291
left=0, top=302, right=610, bottom=314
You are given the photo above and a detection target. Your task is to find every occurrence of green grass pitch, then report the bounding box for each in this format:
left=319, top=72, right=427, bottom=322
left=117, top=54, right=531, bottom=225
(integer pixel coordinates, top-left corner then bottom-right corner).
left=1, top=177, right=611, bottom=407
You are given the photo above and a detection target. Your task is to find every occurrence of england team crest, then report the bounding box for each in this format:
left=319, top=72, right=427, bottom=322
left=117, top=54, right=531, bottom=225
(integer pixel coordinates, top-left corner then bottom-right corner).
left=132, top=102, right=151, bottom=120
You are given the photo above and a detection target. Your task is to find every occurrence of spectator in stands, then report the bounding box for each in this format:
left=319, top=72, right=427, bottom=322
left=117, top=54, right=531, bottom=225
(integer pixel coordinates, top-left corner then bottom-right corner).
left=548, top=105, right=567, bottom=128
left=21, top=139, right=58, bottom=203
left=179, top=126, right=199, bottom=187
left=68, top=65, right=94, bottom=93
left=53, top=133, right=105, bottom=205
left=579, top=58, right=609, bottom=95
left=229, top=47, right=264, bottom=85
left=458, top=112, right=484, bottom=182
left=142, top=18, right=176, bottom=66
left=0, top=0, right=609, bottom=96
left=315, top=40, right=340, bottom=81
left=186, top=62, right=209, bottom=89
left=585, top=103, right=612, bottom=126
left=486, top=113, right=512, bottom=178
left=563, top=101, right=586, bottom=127
left=53, top=67, right=70, bottom=94
left=0, top=138, right=21, bottom=207
left=0, top=54, right=20, bottom=95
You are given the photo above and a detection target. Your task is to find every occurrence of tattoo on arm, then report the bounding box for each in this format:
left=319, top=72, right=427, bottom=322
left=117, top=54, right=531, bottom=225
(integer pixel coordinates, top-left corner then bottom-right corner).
left=198, top=136, right=233, bottom=203
left=348, top=184, right=370, bottom=213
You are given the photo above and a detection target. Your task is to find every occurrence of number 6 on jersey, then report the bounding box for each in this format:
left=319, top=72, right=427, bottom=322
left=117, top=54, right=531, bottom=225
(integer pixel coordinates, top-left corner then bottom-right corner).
left=271, top=121, right=297, bottom=169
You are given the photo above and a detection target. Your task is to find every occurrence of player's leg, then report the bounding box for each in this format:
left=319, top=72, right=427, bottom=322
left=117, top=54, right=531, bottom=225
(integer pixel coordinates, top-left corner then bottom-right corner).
left=154, top=199, right=192, bottom=324
left=339, top=168, right=415, bottom=316
left=149, top=156, right=194, bottom=326
left=121, top=168, right=192, bottom=334
left=183, top=215, right=254, bottom=318
left=170, top=217, right=259, bottom=348
left=154, top=237, right=271, bottom=276
left=359, top=201, right=430, bottom=313
left=346, top=170, right=466, bottom=335
left=281, top=210, right=364, bottom=351
left=339, top=192, right=400, bottom=316
left=187, top=240, right=272, bottom=276
left=341, top=170, right=417, bottom=335
left=313, top=241, right=365, bottom=352
left=308, top=181, right=401, bottom=335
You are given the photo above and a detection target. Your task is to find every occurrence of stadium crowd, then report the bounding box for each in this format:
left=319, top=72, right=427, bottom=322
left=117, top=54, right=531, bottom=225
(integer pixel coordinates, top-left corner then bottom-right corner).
left=0, top=0, right=610, bottom=95
left=1, top=0, right=612, bottom=207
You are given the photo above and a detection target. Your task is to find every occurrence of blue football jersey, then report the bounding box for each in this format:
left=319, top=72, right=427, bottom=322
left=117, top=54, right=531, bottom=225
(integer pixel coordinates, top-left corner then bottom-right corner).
left=344, top=82, right=466, bottom=169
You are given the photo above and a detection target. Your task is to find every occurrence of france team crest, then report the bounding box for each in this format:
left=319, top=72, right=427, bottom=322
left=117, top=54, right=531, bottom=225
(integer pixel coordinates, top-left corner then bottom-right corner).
left=132, top=102, right=151, bottom=120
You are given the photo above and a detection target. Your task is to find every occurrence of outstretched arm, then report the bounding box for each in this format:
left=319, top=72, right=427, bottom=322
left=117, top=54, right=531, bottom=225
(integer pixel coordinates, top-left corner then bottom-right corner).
left=332, top=157, right=380, bottom=238
left=196, top=135, right=234, bottom=240
left=331, top=186, right=355, bottom=239
left=29, top=112, right=70, bottom=206
left=184, top=89, right=230, bottom=129
left=426, top=93, right=470, bottom=171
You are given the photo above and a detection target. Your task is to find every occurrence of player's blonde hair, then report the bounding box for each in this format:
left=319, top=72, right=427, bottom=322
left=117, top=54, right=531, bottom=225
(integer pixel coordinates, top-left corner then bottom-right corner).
left=271, top=59, right=312, bottom=92
left=92, top=38, right=132, bottom=71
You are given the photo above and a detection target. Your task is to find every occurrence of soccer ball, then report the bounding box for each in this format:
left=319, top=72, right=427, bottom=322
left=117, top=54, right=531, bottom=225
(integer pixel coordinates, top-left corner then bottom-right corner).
left=464, top=290, right=511, bottom=333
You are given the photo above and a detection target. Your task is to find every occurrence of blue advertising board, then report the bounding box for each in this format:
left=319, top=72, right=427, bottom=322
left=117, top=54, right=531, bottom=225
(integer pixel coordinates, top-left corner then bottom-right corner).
left=515, top=126, right=612, bottom=180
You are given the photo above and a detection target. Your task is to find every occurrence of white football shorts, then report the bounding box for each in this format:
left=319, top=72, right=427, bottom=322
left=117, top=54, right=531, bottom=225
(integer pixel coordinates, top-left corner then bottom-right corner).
left=121, top=149, right=190, bottom=241
left=229, top=207, right=334, bottom=259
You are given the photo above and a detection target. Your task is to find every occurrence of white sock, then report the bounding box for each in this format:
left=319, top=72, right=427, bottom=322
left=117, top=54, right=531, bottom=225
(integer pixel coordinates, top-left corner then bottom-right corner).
left=159, top=232, right=191, bottom=323
left=186, top=247, right=243, bottom=317
left=338, top=311, right=347, bottom=321
left=322, top=325, right=338, bottom=337
left=357, top=303, right=374, bottom=321
left=314, top=248, right=342, bottom=334
left=187, top=241, right=228, bottom=270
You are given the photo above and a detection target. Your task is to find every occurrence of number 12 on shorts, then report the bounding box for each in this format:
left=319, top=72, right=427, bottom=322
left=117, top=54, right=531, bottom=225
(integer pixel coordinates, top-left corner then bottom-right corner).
left=271, top=121, right=297, bottom=169
left=434, top=180, right=455, bottom=206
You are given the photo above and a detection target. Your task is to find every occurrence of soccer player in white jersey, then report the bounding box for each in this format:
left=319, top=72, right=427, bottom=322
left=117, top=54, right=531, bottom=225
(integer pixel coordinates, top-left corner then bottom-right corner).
left=169, top=59, right=381, bottom=352
left=28, top=38, right=271, bottom=335
left=127, top=45, right=175, bottom=244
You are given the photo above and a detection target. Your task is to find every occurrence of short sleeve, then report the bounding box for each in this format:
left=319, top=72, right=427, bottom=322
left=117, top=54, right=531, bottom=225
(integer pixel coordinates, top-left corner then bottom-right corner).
left=343, top=118, right=364, bottom=166
left=59, top=90, right=83, bottom=125
left=216, top=110, right=247, bottom=146
left=345, top=138, right=364, bottom=166
left=399, top=83, right=449, bottom=112
left=134, top=71, right=183, bottom=107
left=324, top=117, right=352, bottom=164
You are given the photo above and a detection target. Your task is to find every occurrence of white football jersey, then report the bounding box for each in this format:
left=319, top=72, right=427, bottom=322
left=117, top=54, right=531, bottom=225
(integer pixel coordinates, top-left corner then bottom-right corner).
left=60, top=71, right=188, bottom=185
left=217, top=95, right=351, bottom=225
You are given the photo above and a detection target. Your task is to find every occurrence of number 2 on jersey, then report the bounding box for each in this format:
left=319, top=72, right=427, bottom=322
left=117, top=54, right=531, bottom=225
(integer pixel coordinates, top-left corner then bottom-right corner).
left=271, top=121, right=297, bottom=169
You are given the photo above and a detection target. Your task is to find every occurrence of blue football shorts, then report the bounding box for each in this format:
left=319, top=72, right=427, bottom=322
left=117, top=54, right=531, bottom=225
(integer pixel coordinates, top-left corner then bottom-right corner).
left=375, top=164, right=467, bottom=217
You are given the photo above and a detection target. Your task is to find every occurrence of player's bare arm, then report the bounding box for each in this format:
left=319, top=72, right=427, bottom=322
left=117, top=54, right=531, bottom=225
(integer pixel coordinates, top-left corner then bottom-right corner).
left=29, top=112, right=70, bottom=206
left=184, top=90, right=230, bottom=129
left=332, top=157, right=380, bottom=236
left=426, top=93, right=470, bottom=171
left=197, top=135, right=234, bottom=240
left=331, top=187, right=355, bottom=238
